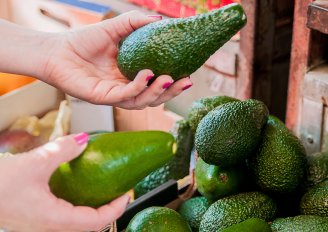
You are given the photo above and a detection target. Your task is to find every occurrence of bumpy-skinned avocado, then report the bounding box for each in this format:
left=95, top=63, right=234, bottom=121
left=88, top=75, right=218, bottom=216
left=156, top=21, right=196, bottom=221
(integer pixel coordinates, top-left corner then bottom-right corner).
left=187, top=96, right=239, bottom=134
left=249, top=115, right=307, bottom=194
left=271, top=215, right=328, bottom=232
left=178, top=196, right=211, bottom=232
left=117, top=4, right=247, bottom=82
left=300, top=180, right=328, bottom=217
left=199, top=192, right=277, bottom=232
left=195, top=99, right=268, bottom=167
left=49, top=131, right=175, bottom=207
left=306, top=151, right=328, bottom=188
left=134, top=120, right=193, bottom=198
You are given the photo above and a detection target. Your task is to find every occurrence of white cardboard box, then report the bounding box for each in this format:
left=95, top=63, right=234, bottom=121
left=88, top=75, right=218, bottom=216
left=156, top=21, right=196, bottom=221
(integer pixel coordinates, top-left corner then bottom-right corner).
left=0, top=81, right=64, bottom=131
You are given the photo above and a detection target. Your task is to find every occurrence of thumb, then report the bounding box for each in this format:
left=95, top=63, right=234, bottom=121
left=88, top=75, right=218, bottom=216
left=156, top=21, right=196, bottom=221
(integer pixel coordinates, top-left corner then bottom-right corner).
left=30, top=133, right=89, bottom=175
left=101, top=10, right=162, bottom=42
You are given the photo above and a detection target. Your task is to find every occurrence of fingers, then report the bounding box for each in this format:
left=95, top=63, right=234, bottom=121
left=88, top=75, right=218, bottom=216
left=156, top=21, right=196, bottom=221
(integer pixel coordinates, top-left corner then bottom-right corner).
left=102, top=10, right=162, bottom=42
left=149, top=77, right=193, bottom=107
left=29, top=133, right=89, bottom=176
left=55, top=195, right=130, bottom=231
left=128, top=75, right=174, bottom=110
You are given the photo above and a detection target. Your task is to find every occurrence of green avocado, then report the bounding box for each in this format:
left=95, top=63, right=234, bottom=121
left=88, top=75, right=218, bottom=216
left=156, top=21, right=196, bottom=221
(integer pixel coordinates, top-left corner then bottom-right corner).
left=49, top=131, right=175, bottom=207
left=195, top=157, right=246, bottom=202
left=300, top=180, right=328, bottom=217
left=187, top=96, right=239, bottom=134
left=134, top=120, right=193, bottom=198
left=178, top=196, right=211, bottom=232
left=271, top=215, right=328, bottom=232
left=117, top=3, right=246, bottom=82
left=306, top=151, right=328, bottom=188
left=249, top=115, right=307, bottom=194
left=195, top=99, right=268, bottom=167
left=199, top=192, right=277, bottom=232
left=221, top=218, right=271, bottom=232
left=126, top=207, right=192, bottom=232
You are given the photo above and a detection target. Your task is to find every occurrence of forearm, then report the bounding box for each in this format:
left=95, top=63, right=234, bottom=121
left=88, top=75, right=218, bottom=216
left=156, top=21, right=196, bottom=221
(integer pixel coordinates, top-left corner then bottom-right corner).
left=0, top=19, right=57, bottom=79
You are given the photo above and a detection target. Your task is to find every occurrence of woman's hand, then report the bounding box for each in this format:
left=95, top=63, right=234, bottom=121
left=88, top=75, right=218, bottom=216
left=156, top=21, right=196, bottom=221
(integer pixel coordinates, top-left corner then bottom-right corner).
left=0, top=133, right=129, bottom=232
left=42, top=11, right=193, bottom=109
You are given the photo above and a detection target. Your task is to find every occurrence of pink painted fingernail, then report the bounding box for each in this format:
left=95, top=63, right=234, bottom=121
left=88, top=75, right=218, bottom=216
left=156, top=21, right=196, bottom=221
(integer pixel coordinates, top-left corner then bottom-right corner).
left=74, top=132, right=89, bottom=145
left=148, top=15, right=163, bottom=20
left=163, top=82, right=173, bottom=89
left=146, top=74, right=154, bottom=81
left=182, top=84, right=193, bottom=91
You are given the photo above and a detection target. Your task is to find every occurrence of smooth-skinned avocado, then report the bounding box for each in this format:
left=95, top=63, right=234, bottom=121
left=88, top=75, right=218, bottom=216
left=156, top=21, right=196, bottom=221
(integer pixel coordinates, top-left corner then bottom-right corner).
left=249, top=115, right=307, bottom=194
left=300, top=180, right=328, bottom=217
left=187, top=96, right=239, bottom=134
left=271, top=215, right=328, bottom=232
left=178, top=196, right=211, bottom=232
left=134, top=120, right=193, bottom=198
left=195, top=99, right=269, bottom=167
left=49, top=131, right=175, bottom=208
left=126, top=207, right=192, bottom=232
left=195, top=157, right=247, bottom=202
left=306, top=151, right=328, bottom=188
left=221, top=218, right=271, bottom=232
left=199, top=191, right=277, bottom=232
left=117, top=3, right=247, bottom=82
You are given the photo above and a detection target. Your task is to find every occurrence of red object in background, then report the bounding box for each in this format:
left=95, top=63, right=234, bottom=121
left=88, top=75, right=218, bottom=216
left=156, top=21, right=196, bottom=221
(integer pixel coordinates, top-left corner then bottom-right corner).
left=128, top=0, right=238, bottom=18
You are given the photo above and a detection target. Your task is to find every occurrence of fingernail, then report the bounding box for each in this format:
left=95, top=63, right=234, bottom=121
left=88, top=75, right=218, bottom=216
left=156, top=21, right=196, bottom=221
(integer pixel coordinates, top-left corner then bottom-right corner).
left=74, top=132, right=89, bottom=145
left=148, top=15, right=163, bottom=20
left=162, top=82, right=173, bottom=89
left=182, top=84, right=193, bottom=91
left=146, top=74, right=154, bottom=81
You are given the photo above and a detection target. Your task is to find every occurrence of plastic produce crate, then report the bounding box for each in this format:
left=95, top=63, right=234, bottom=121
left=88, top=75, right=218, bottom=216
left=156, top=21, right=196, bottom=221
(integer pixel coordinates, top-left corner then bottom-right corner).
left=128, top=0, right=239, bottom=18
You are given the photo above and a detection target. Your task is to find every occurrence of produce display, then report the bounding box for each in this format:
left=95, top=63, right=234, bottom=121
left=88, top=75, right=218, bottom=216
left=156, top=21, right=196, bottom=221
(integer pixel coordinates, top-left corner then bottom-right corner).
left=117, top=3, right=246, bottom=82
left=126, top=96, right=328, bottom=231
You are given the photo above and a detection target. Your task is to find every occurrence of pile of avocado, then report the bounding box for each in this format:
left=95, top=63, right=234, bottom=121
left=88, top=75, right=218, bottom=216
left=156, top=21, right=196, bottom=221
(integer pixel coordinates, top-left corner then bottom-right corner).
left=128, top=95, right=328, bottom=232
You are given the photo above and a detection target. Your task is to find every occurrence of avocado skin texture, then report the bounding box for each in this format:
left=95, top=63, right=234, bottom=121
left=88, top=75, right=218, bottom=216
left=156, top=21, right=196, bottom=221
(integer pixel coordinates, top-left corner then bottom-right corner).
left=199, top=191, right=277, bottom=232
left=306, top=151, right=328, bottom=188
left=271, top=215, right=328, bottom=232
left=134, top=120, right=193, bottom=198
left=178, top=196, right=211, bottom=232
left=249, top=115, right=307, bottom=195
left=195, top=99, right=269, bottom=167
left=187, top=96, right=239, bottom=134
left=221, top=218, right=271, bottom=232
left=195, top=157, right=247, bottom=202
left=117, top=3, right=246, bottom=81
left=300, top=180, right=328, bottom=217
left=126, top=207, right=192, bottom=232
left=49, top=131, right=175, bottom=208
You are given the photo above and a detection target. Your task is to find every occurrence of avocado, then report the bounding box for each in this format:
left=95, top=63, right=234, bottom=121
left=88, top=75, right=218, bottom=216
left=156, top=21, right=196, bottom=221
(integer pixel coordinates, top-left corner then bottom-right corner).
left=221, top=218, right=271, bottom=232
left=178, top=196, right=211, bottom=232
left=249, top=115, right=307, bottom=194
left=306, top=151, right=328, bottom=188
left=199, top=191, right=277, bottom=232
left=271, top=215, right=328, bottom=232
left=195, top=99, right=268, bottom=167
left=117, top=3, right=246, bottom=82
left=126, top=207, right=192, bottom=232
left=49, top=131, right=175, bottom=207
left=134, top=120, right=193, bottom=198
left=187, top=96, right=239, bottom=134
left=300, top=180, right=328, bottom=217
left=195, top=157, right=247, bottom=202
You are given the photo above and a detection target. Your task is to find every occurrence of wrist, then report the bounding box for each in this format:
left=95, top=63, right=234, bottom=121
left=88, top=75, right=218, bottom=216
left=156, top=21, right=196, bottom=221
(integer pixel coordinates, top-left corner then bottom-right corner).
left=0, top=20, right=61, bottom=80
